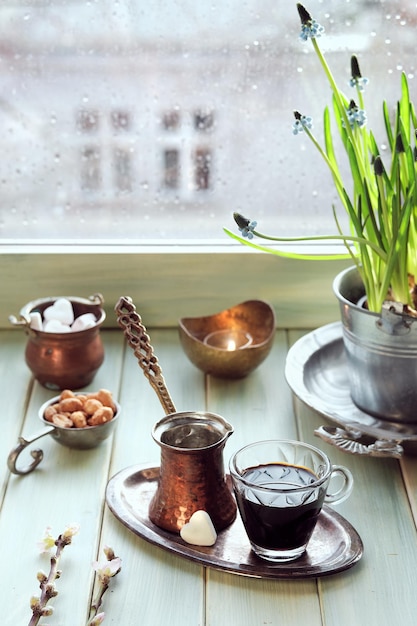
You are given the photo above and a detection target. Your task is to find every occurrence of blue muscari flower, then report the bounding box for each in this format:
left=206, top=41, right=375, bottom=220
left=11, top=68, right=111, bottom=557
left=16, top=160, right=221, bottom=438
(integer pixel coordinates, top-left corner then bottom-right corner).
left=299, top=19, right=325, bottom=41
left=350, top=55, right=369, bottom=92
left=349, top=75, right=369, bottom=92
left=292, top=111, right=313, bottom=135
left=345, top=100, right=367, bottom=129
left=297, top=4, right=324, bottom=41
left=233, top=213, right=257, bottom=239
left=240, top=220, right=257, bottom=239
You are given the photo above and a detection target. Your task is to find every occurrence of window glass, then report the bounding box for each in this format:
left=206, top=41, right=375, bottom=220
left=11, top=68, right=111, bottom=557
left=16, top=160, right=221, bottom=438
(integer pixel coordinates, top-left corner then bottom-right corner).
left=0, top=0, right=414, bottom=242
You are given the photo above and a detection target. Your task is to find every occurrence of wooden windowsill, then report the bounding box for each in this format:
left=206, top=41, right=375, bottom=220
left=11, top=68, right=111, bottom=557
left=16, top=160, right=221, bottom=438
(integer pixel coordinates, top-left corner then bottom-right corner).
left=0, top=243, right=351, bottom=330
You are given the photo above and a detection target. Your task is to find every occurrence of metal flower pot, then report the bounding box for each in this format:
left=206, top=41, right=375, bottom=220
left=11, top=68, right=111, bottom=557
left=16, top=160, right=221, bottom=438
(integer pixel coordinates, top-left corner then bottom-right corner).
left=333, top=266, right=417, bottom=423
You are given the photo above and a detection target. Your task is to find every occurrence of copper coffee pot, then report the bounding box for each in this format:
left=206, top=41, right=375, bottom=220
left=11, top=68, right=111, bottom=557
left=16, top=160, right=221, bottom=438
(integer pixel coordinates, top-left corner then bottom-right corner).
left=115, top=296, right=237, bottom=533
left=148, top=411, right=236, bottom=532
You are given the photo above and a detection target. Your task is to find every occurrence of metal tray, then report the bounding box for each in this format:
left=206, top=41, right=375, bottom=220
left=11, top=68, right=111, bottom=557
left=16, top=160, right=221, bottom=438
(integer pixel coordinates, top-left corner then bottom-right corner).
left=106, top=463, right=363, bottom=579
left=285, top=322, right=417, bottom=456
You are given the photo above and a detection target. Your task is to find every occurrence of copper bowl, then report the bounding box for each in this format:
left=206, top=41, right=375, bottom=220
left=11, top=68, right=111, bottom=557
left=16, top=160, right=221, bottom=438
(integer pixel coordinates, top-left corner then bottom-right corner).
left=9, top=294, right=106, bottom=390
left=178, top=300, right=275, bottom=378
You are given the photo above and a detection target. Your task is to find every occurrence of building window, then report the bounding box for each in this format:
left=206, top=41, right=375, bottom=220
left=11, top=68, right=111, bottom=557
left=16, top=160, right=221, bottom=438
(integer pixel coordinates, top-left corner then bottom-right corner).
left=113, top=147, right=132, bottom=192
left=111, top=110, right=131, bottom=133
left=194, top=110, right=214, bottom=133
left=161, top=109, right=214, bottom=193
left=80, top=146, right=101, bottom=192
left=194, top=147, right=211, bottom=190
left=162, top=110, right=181, bottom=131
left=77, top=109, right=100, bottom=134
left=163, top=149, right=180, bottom=189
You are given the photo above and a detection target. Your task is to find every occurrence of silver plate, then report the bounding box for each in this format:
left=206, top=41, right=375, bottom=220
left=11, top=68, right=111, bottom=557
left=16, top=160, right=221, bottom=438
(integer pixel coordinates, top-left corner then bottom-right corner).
left=106, top=463, right=363, bottom=579
left=285, top=322, right=417, bottom=448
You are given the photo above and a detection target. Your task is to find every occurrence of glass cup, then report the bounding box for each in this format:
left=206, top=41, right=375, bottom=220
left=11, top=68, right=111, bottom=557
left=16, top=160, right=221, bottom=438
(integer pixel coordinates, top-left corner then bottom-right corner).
left=229, top=439, right=353, bottom=562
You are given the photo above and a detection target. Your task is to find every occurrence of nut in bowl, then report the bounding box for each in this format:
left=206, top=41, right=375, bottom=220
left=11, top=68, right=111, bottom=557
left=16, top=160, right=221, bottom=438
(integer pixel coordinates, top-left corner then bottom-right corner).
left=42, top=389, right=119, bottom=447
left=178, top=300, right=276, bottom=378
left=7, top=389, right=120, bottom=476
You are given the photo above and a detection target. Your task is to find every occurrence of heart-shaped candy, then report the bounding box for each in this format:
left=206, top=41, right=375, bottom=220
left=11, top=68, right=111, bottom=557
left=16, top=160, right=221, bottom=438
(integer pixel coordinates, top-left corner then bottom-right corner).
left=180, top=510, right=217, bottom=547
left=71, top=313, right=97, bottom=332
left=43, top=319, right=71, bottom=333
left=43, top=298, right=74, bottom=326
left=29, top=311, right=43, bottom=331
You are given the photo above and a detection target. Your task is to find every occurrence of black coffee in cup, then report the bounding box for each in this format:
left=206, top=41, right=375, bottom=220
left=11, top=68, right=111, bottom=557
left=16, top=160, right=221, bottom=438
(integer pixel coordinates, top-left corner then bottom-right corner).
left=234, top=462, right=324, bottom=551
left=229, top=440, right=353, bottom=562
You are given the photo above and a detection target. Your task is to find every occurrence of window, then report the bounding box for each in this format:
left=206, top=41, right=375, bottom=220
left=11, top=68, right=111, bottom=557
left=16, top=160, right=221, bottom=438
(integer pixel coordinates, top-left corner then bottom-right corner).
left=77, top=110, right=100, bottom=134
left=111, top=110, right=131, bottom=133
left=163, top=149, right=180, bottom=189
left=163, top=111, right=181, bottom=132
left=194, top=110, right=214, bottom=133
left=160, top=107, right=215, bottom=195
left=113, top=148, right=132, bottom=193
left=194, top=148, right=211, bottom=191
left=80, top=146, right=101, bottom=192
left=0, top=1, right=415, bottom=243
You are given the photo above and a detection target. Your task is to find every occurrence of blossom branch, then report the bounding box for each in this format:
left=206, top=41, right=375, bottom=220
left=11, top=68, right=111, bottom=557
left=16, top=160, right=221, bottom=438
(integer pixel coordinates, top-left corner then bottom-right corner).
left=87, top=546, right=122, bottom=625
left=29, top=524, right=79, bottom=626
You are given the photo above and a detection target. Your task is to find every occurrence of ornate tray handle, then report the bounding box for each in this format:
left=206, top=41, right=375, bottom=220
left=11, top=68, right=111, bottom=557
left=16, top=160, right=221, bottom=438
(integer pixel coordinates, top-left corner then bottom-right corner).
left=115, top=296, right=177, bottom=416
left=314, top=425, right=404, bottom=458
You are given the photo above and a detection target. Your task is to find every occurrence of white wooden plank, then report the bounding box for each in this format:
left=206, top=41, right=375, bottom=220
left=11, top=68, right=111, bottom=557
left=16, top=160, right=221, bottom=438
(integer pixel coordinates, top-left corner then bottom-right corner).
left=0, top=331, right=125, bottom=625
left=97, top=329, right=207, bottom=625
left=204, top=331, right=322, bottom=625
left=206, top=572, right=323, bottom=626
left=0, top=331, right=33, bottom=500
left=95, top=513, right=205, bottom=624
left=289, top=329, right=417, bottom=626
left=300, top=398, right=417, bottom=625
left=206, top=331, right=299, bottom=455
left=399, top=455, right=417, bottom=522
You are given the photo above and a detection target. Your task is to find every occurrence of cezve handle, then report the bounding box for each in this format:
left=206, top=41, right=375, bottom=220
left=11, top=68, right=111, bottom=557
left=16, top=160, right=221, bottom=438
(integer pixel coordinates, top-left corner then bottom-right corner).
left=115, top=296, right=177, bottom=415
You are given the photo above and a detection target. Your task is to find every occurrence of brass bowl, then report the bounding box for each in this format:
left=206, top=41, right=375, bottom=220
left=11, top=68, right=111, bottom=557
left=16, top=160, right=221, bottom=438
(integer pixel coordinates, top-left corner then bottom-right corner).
left=178, top=300, right=275, bottom=378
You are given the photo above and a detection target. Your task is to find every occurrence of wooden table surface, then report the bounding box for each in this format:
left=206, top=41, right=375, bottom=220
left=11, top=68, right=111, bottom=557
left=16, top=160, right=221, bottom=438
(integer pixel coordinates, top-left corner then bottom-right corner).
left=2, top=327, right=417, bottom=625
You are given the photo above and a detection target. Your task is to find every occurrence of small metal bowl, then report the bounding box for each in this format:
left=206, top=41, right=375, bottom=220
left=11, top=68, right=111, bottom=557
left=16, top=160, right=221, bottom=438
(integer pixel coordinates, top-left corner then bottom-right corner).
left=178, top=300, right=275, bottom=378
left=7, top=393, right=120, bottom=475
